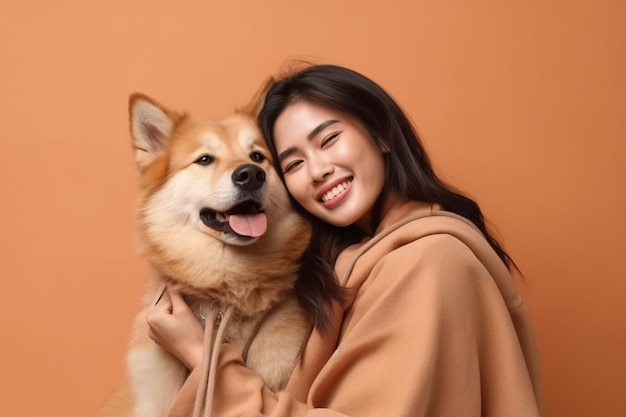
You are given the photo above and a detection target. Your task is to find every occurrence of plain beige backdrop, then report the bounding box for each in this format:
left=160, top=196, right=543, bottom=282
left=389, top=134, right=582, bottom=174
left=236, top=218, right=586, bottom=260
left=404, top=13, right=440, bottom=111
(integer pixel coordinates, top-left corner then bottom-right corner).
left=1, top=1, right=624, bottom=416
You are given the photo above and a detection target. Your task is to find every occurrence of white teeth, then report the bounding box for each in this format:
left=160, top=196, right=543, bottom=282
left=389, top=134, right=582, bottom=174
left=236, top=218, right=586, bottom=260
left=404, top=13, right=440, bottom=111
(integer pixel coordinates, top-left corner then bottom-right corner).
left=321, top=180, right=351, bottom=202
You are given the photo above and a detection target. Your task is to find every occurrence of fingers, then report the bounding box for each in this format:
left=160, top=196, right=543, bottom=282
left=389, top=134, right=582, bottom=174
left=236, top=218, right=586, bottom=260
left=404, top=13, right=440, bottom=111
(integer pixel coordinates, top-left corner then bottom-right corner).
left=152, top=281, right=168, bottom=306
left=149, top=283, right=189, bottom=321
left=166, top=283, right=189, bottom=312
left=147, top=285, right=173, bottom=332
left=147, top=294, right=172, bottom=344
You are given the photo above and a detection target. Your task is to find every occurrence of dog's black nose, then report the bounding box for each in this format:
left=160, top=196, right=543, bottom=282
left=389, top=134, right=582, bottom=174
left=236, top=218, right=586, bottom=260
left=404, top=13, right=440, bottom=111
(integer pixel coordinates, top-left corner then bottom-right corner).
left=232, top=164, right=266, bottom=191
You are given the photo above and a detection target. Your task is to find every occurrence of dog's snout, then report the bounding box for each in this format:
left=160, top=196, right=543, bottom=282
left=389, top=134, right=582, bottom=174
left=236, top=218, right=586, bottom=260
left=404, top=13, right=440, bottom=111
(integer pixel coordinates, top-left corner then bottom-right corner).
left=232, top=164, right=266, bottom=191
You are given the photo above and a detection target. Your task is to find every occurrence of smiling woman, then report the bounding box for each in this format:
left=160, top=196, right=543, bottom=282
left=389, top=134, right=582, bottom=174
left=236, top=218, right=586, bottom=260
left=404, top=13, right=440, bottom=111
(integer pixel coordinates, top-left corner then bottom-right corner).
left=147, top=64, right=543, bottom=417
left=274, top=100, right=388, bottom=230
left=2, top=1, right=625, bottom=416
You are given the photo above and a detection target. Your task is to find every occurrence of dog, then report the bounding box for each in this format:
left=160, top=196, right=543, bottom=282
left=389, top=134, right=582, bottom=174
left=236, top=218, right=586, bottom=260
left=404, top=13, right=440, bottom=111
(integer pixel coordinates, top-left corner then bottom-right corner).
left=100, top=84, right=312, bottom=417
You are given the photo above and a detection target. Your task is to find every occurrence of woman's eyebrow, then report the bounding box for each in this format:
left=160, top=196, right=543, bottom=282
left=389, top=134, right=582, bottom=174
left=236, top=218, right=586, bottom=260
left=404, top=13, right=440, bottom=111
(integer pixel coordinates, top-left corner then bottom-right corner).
left=308, top=119, right=339, bottom=140
left=278, top=147, right=296, bottom=164
left=278, top=120, right=340, bottom=163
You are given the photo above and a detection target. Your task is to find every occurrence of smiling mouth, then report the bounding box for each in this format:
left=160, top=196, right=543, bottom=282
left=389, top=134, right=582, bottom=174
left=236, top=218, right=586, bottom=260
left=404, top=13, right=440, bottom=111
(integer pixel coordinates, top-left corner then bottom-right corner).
left=321, top=179, right=352, bottom=203
left=199, top=200, right=267, bottom=238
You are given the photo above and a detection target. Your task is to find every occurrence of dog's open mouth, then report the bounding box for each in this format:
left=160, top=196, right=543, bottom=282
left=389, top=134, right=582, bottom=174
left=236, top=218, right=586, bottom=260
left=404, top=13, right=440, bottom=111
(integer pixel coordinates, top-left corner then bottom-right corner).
left=199, top=200, right=267, bottom=238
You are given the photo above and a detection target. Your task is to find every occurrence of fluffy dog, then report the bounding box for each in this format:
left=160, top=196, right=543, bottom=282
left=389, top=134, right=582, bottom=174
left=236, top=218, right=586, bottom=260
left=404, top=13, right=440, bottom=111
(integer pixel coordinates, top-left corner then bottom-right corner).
left=101, top=86, right=311, bottom=417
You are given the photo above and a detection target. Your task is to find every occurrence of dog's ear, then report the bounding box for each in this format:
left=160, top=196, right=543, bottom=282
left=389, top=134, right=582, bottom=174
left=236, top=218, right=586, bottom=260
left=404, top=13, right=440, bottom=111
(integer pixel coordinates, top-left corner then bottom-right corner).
left=128, top=94, right=181, bottom=168
left=237, top=76, right=275, bottom=118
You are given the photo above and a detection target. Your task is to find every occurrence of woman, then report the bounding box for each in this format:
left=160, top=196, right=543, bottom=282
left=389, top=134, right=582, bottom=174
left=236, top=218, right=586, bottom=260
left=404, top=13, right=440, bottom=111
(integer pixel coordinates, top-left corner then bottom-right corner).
left=148, top=64, right=542, bottom=416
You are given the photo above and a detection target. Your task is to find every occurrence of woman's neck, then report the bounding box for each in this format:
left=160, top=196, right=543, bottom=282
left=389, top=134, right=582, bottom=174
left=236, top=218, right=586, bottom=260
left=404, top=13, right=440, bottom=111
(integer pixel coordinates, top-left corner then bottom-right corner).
left=355, top=190, right=406, bottom=236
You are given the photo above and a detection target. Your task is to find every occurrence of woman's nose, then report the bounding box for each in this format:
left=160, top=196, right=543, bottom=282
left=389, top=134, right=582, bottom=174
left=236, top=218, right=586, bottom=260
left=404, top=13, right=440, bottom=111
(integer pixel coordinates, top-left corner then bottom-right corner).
left=309, top=157, right=334, bottom=183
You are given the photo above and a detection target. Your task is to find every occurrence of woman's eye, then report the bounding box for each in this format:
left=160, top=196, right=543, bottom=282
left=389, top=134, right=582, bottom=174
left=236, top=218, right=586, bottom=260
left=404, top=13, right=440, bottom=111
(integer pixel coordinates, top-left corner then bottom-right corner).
left=321, top=132, right=340, bottom=148
left=283, top=160, right=302, bottom=173
left=250, top=151, right=266, bottom=163
left=194, top=154, right=214, bottom=165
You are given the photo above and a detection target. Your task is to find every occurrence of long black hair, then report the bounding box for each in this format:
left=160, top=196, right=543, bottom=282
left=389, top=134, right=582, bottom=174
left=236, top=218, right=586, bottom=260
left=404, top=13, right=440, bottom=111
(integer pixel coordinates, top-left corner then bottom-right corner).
left=259, top=64, right=516, bottom=331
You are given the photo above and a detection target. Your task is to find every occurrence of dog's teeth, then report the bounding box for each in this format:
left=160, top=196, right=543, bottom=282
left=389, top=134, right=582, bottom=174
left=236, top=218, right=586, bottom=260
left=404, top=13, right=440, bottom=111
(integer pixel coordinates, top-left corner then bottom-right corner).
left=216, top=213, right=227, bottom=222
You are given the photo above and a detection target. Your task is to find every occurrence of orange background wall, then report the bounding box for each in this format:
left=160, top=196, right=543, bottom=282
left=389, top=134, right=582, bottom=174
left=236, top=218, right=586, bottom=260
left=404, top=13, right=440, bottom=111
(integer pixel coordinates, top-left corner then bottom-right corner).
left=1, top=1, right=624, bottom=416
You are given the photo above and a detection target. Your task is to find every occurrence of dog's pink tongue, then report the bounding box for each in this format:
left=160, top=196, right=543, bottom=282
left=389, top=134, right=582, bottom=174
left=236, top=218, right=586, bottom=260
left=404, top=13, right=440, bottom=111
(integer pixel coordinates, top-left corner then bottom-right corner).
left=228, top=213, right=268, bottom=237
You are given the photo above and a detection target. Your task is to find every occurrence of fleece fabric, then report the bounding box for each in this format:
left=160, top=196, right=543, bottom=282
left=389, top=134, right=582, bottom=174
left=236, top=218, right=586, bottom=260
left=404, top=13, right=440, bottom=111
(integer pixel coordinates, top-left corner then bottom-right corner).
left=166, top=201, right=542, bottom=417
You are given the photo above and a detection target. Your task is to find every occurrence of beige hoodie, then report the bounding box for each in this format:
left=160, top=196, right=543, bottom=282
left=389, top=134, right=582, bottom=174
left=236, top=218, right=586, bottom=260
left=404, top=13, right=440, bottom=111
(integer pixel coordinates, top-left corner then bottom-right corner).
left=167, top=202, right=542, bottom=417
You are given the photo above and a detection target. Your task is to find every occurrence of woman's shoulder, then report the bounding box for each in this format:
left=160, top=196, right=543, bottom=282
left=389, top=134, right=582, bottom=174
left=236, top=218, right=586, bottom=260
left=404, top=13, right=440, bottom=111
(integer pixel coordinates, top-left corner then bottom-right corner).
left=343, top=225, right=514, bottom=318
left=340, top=203, right=488, bottom=266
left=336, top=207, right=483, bottom=280
left=378, top=207, right=507, bottom=281
left=383, top=231, right=487, bottom=280
left=337, top=202, right=521, bottom=312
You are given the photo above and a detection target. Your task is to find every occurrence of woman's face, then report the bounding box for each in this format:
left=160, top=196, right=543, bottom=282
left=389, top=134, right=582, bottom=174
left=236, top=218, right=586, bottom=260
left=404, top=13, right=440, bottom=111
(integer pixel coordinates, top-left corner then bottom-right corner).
left=272, top=100, right=387, bottom=230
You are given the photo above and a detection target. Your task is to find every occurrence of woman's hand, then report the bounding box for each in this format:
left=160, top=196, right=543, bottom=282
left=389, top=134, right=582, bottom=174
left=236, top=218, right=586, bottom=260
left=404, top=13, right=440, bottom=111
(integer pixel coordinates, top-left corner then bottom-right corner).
left=147, top=283, right=204, bottom=370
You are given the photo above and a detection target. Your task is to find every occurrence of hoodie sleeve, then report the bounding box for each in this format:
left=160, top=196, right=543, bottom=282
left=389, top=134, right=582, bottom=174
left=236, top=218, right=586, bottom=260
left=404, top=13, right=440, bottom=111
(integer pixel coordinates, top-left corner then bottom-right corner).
left=165, top=343, right=334, bottom=417
left=167, top=233, right=540, bottom=417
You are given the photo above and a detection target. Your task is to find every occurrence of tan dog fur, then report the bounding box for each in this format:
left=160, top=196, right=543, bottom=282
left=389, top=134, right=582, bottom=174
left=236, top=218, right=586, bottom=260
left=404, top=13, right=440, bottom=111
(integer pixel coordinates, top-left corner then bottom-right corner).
left=100, top=86, right=311, bottom=417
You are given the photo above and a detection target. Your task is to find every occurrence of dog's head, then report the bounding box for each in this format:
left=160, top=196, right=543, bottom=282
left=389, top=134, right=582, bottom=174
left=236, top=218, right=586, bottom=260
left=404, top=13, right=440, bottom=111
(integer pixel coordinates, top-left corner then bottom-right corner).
left=130, top=95, right=276, bottom=246
left=127, top=85, right=311, bottom=296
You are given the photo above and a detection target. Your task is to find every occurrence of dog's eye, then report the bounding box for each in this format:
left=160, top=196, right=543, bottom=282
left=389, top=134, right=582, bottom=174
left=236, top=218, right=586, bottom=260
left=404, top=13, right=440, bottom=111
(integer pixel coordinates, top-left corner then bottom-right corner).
left=249, top=151, right=265, bottom=163
left=195, top=154, right=214, bottom=165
